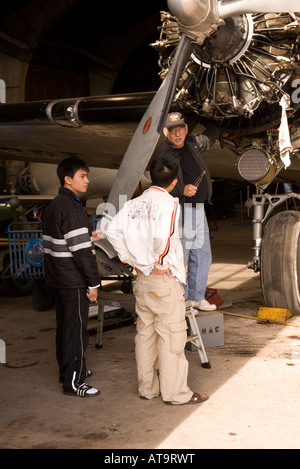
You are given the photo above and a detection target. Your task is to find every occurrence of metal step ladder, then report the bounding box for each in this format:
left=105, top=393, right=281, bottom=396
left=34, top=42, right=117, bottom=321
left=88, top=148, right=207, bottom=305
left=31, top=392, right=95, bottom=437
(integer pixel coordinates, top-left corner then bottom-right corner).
left=87, top=291, right=136, bottom=348
left=186, top=300, right=211, bottom=369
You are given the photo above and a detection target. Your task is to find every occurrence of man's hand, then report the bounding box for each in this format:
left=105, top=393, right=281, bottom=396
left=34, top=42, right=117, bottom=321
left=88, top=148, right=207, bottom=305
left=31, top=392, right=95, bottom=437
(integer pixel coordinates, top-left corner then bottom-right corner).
left=92, top=230, right=103, bottom=241
left=150, top=266, right=173, bottom=278
left=183, top=184, right=198, bottom=197
left=86, top=287, right=98, bottom=303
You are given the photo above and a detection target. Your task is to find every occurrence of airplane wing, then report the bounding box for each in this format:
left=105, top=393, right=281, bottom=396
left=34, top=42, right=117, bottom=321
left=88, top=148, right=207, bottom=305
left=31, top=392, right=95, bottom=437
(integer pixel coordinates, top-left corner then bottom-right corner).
left=0, top=91, right=299, bottom=185
left=0, top=92, right=156, bottom=169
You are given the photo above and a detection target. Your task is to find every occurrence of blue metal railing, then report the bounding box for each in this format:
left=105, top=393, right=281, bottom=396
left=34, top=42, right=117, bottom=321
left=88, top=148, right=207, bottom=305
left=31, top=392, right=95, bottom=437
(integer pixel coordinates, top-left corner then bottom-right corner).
left=7, top=222, right=45, bottom=280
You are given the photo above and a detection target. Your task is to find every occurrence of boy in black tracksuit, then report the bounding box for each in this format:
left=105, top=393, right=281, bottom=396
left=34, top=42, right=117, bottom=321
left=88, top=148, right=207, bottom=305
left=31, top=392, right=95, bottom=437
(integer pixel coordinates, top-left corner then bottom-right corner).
left=42, top=157, right=101, bottom=397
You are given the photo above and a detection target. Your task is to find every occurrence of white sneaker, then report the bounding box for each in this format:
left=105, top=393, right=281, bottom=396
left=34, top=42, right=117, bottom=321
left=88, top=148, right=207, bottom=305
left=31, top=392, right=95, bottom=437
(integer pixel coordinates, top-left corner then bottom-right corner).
left=191, top=299, right=217, bottom=311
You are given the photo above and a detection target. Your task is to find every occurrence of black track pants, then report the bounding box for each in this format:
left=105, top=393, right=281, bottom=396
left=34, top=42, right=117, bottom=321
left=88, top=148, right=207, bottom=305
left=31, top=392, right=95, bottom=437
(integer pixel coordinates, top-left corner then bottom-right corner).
left=53, top=288, right=89, bottom=392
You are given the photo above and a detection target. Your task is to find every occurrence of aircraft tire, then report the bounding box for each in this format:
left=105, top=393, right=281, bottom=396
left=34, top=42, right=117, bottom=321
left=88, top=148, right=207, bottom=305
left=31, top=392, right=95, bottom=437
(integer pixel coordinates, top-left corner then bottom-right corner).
left=261, top=210, right=300, bottom=315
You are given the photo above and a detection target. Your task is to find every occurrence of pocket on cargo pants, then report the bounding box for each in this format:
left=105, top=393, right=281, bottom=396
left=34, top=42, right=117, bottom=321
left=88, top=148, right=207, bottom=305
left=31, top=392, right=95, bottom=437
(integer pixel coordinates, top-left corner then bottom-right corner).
left=169, top=320, right=188, bottom=353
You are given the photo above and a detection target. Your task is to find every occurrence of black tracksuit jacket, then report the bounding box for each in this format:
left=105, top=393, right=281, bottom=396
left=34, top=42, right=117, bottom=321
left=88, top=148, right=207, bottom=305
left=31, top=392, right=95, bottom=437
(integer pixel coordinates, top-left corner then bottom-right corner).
left=42, top=186, right=100, bottom=289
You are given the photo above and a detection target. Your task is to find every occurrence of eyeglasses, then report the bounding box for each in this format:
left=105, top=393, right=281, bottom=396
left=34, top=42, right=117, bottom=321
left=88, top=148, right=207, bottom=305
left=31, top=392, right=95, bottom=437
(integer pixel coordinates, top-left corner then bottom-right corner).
left=168, top=126, right=186, bottom=136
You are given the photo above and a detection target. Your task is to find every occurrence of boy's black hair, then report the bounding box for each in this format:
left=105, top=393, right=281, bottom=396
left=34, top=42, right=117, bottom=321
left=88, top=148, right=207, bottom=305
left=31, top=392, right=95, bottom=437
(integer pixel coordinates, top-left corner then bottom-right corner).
left=57, top=157, right=89, bottom=186
left=150, top=156, right=179, bottom=188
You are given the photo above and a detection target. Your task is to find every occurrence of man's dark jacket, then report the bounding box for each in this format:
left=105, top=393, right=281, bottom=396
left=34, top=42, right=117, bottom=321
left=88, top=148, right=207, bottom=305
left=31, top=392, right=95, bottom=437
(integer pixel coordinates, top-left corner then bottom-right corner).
left=152, top=122, right=219, bottom=204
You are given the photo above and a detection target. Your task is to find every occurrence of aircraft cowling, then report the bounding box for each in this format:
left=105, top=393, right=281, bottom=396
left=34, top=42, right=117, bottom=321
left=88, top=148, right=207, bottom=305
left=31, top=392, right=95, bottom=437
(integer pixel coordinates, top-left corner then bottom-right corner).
left=152, top=11, right=300, bottom=149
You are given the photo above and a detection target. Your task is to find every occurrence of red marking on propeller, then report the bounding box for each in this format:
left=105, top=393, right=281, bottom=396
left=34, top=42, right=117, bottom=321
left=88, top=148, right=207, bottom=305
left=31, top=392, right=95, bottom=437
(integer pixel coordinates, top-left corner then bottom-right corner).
left=143, top=117, right=152, bottom=134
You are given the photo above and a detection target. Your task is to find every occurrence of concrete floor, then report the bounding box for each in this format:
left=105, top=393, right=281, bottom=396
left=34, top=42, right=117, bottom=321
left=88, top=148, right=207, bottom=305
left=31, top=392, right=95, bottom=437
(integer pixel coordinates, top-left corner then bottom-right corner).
left=1, top=217, right=300, bottom=450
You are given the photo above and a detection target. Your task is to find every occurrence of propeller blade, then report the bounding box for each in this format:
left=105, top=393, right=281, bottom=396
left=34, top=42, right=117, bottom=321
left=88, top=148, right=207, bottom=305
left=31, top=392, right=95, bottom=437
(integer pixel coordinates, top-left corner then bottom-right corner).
left=104, top=33, right=194, bottom=212
left=218, top=0, right=299, bottom=18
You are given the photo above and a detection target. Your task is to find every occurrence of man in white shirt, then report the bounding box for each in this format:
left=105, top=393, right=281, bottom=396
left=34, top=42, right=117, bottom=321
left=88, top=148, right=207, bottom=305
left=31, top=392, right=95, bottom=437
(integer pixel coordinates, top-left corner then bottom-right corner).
left=105, top=156, right=208, bottom=405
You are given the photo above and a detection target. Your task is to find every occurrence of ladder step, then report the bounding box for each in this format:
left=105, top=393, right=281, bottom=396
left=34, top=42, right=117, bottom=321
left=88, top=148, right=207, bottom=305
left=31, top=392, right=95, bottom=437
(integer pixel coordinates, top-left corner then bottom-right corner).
left=186, top=334, right=200, bottom=342
left=185, top=304, right=209, bottom=367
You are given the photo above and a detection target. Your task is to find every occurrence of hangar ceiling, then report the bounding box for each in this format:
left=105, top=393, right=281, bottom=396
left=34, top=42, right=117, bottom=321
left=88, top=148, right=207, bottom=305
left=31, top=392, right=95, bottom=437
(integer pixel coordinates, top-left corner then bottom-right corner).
left=0, top=0, right=168, bottom=102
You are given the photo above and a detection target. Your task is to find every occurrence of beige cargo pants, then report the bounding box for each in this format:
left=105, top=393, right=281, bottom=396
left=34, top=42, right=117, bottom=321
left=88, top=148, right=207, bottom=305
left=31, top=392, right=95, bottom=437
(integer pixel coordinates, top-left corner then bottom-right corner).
left=133, top=273, right=193, bottom=404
